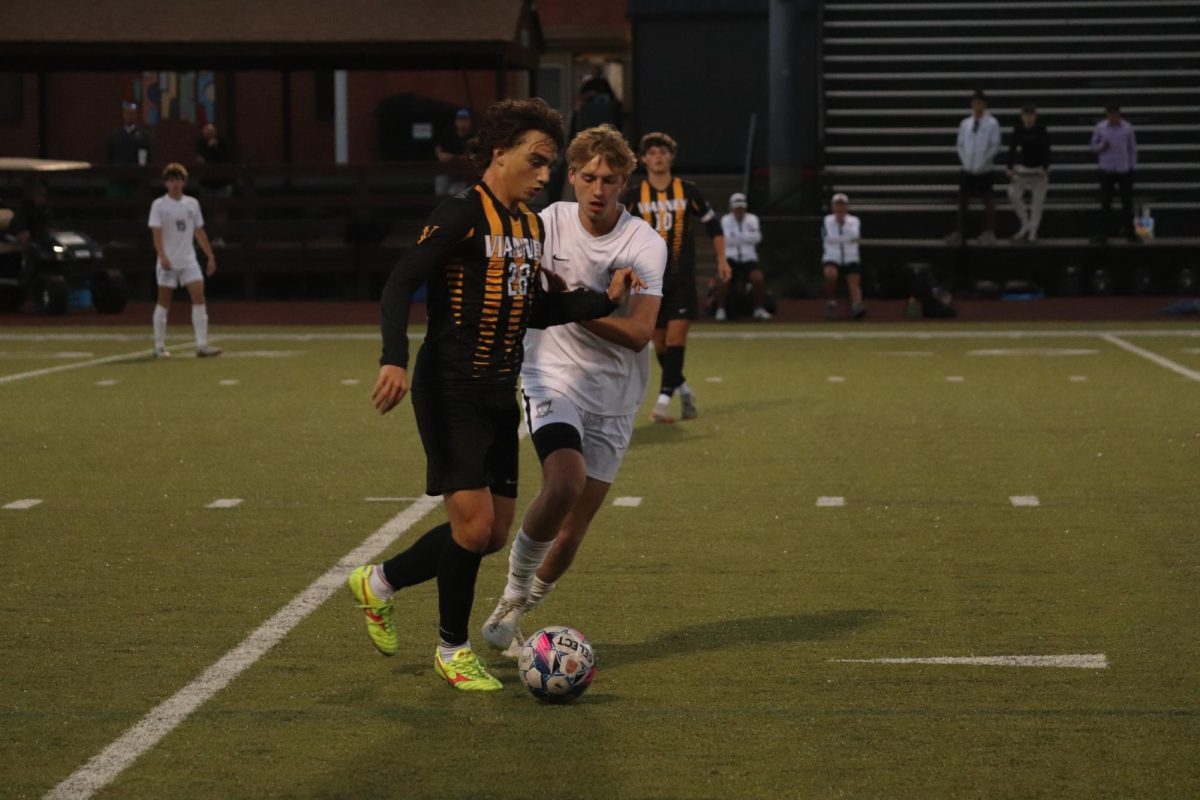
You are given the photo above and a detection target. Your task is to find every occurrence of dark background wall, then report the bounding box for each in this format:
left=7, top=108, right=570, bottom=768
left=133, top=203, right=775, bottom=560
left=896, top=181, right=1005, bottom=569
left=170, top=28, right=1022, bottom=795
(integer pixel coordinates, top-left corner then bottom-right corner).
left=629, top=0, right=768, bottom=172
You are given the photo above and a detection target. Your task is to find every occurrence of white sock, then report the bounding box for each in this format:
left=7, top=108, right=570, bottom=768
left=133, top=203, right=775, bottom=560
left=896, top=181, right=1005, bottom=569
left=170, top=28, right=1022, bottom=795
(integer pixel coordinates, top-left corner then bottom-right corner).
left=502, top=529, right=554, bottom=603
left=655, top=392, right=671, bottom=407
left=439, top=640, right=470, bottom=662
left=527, top=575, right=556, bottom=611
left=152, top=305, right=168, bottom=348
left=191, top=304, right=208, bottom=349
left=368, top=564, right=395, bottom=601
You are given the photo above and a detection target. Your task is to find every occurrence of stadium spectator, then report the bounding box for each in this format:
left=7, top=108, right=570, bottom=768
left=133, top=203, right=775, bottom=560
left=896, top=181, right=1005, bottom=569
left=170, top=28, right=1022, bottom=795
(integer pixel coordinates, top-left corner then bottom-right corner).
left=9, top=182, right=51, bottom=247
left=1090, top=104, right=1139, bottom=244
left=821, top=192, right=866, bottom=320
left=434, top=108, right=474, bottom=196
left=1006, top=103, right=1051, bottom=242
left=107, top=101, right=152, bottom=166
left=195, top=123, right=236, bottom=245
left=106, top=101, right=152, bottom=199
left=946, top=89, right=1000, bottom=246
left=716, top=192, right=770, bottom=321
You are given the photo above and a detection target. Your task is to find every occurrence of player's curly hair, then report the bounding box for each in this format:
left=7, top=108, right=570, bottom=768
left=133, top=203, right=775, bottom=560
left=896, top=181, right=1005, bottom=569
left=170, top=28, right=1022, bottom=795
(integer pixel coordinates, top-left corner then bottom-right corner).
left=567, top=124, right=636, bottom=175
left=467, top=98, right=565, bottom=172
left=637, top=132, right=677, bottom=157
left=161, top=162, right=189, bottom=180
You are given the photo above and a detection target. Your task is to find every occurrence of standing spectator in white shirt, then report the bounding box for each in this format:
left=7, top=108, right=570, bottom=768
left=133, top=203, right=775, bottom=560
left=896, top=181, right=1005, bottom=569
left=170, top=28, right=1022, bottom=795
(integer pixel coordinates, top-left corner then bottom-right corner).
left=821, top=192, right=865, bottom=320
left=947, top=89, right=1001, bottom=246
left=715, top=193, right=770, bottom=321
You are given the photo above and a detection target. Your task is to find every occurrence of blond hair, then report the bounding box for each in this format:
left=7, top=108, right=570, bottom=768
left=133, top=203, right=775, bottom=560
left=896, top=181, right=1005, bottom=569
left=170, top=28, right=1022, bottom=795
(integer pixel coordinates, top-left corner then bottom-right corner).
left=567, top=125, right=636, bottom=176
left=637, top=131, right=677, bottom=157
left=162, top=162, right=189, bottom=180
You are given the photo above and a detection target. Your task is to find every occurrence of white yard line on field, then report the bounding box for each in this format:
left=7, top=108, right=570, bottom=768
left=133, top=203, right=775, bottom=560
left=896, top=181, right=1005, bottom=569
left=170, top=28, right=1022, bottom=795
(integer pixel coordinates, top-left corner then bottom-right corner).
left=3, top=499, right=43, bottom=510
left=45, top=494, right=442, bottom=800
left=0, top=345, right=180, bottom=385
left=612, top=496, right=643, bottom=507
left=831, top=654, right=1108, bottom=669
left=1010, top=496, right=1041, bottom=507
left=816, top=496, right=846, bottom=507
left=205, top=498, right=244, bottom=509
left=1101, top=334, right=1200, bottom=383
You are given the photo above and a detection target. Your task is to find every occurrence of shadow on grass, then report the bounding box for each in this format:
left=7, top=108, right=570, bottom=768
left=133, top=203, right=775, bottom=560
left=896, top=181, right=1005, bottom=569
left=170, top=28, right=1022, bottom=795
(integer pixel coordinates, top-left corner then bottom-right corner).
left=597, top=610, right=882, bottom=669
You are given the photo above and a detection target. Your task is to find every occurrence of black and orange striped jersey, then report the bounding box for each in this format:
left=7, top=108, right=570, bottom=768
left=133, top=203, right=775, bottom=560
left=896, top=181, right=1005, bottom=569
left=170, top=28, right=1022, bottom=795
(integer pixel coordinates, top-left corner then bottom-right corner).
left=620, top=177, right=722, bottom=278
left=381, top=181, right=619, bottom=385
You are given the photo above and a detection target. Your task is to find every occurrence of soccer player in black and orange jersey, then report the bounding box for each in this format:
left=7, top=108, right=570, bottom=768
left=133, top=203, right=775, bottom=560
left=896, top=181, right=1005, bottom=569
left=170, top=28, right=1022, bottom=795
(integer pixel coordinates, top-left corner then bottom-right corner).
left=620, top=132, right=731, bottom=423
left=346, top=98, right=642, bottom=692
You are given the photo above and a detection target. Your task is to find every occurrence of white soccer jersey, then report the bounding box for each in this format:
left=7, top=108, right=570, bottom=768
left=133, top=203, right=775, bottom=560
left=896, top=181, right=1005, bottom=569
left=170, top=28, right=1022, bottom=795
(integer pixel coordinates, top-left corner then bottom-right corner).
left=522, top=202, right=667, bottom=416
left=148, top=194, right=204, bottom=269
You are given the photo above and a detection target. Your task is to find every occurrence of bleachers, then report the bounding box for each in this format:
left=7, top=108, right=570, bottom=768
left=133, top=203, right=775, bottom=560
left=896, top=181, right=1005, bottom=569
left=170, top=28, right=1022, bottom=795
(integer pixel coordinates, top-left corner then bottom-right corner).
left=820, top=0, right=1200, bottom=240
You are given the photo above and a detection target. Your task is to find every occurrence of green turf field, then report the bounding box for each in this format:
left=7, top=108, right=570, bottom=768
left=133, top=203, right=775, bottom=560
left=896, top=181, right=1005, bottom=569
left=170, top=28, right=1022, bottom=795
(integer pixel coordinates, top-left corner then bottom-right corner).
left=2, top=323, right=1198, bottom=799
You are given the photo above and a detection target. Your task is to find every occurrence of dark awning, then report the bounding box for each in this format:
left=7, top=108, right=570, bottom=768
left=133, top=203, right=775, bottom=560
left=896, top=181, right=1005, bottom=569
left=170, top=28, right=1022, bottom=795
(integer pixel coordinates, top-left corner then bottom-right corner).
left=0, top=0, right=542, bottom=70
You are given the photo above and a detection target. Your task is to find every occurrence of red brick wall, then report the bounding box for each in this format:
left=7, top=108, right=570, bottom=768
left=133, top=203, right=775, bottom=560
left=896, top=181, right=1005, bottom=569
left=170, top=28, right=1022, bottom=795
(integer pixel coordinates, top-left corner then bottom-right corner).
left=0, top=69, right=522, bottom=165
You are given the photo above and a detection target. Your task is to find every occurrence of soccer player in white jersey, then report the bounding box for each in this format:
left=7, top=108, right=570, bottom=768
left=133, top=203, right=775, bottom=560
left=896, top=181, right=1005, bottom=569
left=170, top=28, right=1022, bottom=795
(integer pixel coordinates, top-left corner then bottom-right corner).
left=148, top=163, right=221, bottom=358
left=481, top=125, right=667, bottom=654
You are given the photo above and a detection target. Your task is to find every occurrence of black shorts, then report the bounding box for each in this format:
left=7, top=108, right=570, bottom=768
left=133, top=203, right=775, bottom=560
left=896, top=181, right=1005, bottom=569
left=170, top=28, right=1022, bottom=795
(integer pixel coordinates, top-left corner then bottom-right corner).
left=656, top=271, right=698, bottom=328
left=824, top=261, right=861, bottom=275
left=411, top=382, right=520, bottom=498
left=728, top=259, right=761, bottom=281
left=959, top=171, right=995, bottom=196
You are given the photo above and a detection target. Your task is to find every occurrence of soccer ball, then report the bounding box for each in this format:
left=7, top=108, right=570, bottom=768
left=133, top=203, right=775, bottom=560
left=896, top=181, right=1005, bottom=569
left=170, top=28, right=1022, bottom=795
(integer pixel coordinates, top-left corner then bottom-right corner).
left=518, top=626, right=597, bottom=703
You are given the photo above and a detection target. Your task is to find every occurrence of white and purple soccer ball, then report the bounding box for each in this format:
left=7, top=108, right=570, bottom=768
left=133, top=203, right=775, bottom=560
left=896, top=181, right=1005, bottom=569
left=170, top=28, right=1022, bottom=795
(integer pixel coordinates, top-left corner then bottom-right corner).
left=518, top=626, right=597, bottom=703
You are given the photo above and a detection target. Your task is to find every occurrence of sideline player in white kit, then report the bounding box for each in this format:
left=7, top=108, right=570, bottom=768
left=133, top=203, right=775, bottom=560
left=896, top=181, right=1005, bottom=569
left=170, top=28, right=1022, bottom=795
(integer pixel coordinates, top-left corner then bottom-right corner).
left=481, top=125, right=667, bottom=654
left=148, top=163, right=221, bottom=358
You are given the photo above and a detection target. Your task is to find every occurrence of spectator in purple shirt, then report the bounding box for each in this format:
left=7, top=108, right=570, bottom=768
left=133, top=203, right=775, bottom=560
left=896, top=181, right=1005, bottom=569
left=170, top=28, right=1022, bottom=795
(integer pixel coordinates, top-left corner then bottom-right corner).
left=1090, top=104, right=1139, bottom=244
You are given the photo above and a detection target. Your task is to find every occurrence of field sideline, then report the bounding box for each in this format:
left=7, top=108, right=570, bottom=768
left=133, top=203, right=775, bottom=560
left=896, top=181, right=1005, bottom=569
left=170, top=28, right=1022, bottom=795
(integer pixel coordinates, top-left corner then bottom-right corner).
left=2, top=322, right=1198, bottom=799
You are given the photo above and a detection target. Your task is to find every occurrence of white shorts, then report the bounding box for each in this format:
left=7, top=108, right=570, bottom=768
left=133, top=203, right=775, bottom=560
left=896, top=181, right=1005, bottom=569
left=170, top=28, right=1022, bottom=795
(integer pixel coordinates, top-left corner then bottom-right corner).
left=156, top=262, right=204, bottom=289
left=522, top=388, right=634, bottom=483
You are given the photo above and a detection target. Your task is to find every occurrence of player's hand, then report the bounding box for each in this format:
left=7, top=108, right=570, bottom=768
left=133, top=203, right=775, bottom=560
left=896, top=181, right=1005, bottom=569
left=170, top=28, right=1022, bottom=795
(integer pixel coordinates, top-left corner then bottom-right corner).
left=717, top=259, right=733, bottom=284
left=372, top=365, right=409, bottom=415
left=206, top=257, right=217, bottom=277
left=606, top=267, right=645, bottom=304
left=160, top=256, right=172, bottom=270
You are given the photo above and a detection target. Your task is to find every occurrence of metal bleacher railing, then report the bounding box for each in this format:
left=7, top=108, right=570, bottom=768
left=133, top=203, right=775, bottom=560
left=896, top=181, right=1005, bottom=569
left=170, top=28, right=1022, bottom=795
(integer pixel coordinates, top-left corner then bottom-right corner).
left=819, top=0, right=1200, bottom=241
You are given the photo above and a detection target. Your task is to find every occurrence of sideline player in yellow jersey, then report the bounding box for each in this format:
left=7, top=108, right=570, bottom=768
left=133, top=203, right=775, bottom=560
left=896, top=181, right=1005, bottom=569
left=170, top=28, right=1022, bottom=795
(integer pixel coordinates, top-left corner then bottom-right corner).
left=620, top=133, right=730, bottom=423
left=347, top=99, right=641, bottom=692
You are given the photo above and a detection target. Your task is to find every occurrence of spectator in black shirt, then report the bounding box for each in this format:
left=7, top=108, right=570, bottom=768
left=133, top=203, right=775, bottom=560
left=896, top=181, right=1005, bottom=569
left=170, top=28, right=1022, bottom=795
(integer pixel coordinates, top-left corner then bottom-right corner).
left=106, top=101, right=152, bottom=199
left=1006, top=103, right=1051, bottom=242
left=195, top=123, right=236, bottom=245
left=435, top=108, right=474, bottom=196
left=107, top=101, right=152, bottom=166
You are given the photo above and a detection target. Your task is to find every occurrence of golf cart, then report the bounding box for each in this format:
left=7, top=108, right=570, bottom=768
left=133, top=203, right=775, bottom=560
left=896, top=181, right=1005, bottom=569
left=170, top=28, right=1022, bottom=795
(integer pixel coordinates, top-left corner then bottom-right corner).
left=0, top=158, right=128, bottom=314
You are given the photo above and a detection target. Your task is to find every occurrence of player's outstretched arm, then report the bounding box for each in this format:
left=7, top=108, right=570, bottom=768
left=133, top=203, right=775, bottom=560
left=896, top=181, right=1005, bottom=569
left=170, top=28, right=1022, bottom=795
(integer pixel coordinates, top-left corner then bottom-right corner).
left=528, top=267, right=643, bottom=329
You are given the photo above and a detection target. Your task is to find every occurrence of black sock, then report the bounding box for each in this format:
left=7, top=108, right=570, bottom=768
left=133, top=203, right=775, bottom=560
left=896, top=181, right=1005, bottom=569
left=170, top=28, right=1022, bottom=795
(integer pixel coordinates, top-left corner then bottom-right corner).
left=381, top=522, right=451, bottom=590
left=437, top=537, right=483, bottom=647
left=659, top=346, right=684, bottom=396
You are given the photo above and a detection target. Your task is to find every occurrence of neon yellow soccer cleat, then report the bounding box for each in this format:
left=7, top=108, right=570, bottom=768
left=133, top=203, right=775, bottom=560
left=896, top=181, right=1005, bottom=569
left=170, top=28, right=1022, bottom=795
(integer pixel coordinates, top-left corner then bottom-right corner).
left=347, top=565, right=397, bottom=656
left=434, top=648, right=502, bottom=692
